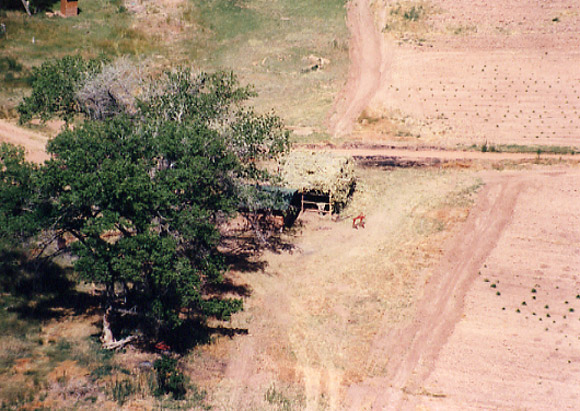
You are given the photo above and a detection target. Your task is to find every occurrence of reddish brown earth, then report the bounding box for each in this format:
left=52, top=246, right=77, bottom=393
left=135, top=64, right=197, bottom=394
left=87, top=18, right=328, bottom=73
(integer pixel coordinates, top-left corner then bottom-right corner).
left=0, top=119, right=50, bottom=162
left=330, top=0, right=580, bottom=150
left=343, top=169, right=580, bottom=409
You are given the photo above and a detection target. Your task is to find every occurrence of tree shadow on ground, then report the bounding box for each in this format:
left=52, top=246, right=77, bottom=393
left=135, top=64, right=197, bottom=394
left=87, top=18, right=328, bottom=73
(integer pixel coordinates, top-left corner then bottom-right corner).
left=1, top=249, right=101, bottom=322
left=220, top=215, right=298, bottom=273
left=133, top=319, right=249, bottom=355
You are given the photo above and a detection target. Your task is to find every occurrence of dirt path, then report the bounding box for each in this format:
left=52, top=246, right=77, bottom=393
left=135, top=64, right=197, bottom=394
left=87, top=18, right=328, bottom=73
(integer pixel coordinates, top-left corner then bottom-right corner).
left=0, top=119, right=50, bottom=163
left=327, top=0, right=386, bottom=137
left=344, top=171, right=526, bottom=409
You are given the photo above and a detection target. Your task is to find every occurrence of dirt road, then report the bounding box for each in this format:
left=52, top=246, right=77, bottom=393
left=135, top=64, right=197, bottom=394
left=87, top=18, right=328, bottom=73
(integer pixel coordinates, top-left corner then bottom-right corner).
left=330, top=0, right=580, bottom=149
left=343, top=171, right=531, bottom=409
left=327, top=0, right=387, bottom=137
left=0, top=119, right=50, bottom=163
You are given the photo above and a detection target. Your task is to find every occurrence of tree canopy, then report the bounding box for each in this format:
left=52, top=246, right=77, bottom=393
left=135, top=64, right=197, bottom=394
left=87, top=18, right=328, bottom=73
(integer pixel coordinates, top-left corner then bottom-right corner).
left=10, top=57, right=290, bottom=347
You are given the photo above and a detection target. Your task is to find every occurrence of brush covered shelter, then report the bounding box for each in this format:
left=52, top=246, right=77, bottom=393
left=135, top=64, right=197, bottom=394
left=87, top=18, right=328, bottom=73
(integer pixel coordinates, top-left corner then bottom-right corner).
left=280, top=151, right=356, bottom=214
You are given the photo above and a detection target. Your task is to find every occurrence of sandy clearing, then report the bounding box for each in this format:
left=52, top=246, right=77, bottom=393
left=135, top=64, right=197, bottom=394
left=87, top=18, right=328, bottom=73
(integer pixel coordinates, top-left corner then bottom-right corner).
left=0, top=119, right=50, bottom=163
left=342, top=168, right=580, bottom=410
left=416, top=169, right=580, bottom=410
left=203, top=167, right=483, bottom=409
left=332, top=0, right=580, bottom=149
left=343, top=170, right=525, bottom=408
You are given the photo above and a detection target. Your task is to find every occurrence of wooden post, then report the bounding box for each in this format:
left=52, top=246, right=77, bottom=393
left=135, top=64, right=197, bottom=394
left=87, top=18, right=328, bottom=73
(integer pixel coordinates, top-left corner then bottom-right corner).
left=328, top=193, right=332, bottom=214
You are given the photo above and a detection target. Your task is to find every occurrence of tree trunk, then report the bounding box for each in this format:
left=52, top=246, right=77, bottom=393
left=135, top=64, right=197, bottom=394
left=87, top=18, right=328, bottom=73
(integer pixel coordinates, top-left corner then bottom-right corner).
left=21, top=0, right=32, bottom=16
left=101, top=306, right=137, bottom=350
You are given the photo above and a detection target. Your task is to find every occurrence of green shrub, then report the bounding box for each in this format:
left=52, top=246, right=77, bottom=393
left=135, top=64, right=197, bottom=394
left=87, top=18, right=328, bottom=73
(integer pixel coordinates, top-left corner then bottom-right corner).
left=111, top=378, right=135, bottom=405
left=17, top=55, right=103, bottom=124
left=154, top=356, right=187, bottom=400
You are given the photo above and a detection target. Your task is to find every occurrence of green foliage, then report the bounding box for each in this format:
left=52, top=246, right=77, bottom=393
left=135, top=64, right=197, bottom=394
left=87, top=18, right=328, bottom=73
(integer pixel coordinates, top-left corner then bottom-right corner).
left=11, top=57, right=290, bottom=341
left=403, top=5, right=424, bottom=21
left=0, top=143, right=41, bottom=237
left=17, top=56, right=103, bottom=124
left=154, top=356, right=187, bottom=400
left=111, top=378, right=135, bottom=405
left=390, top=3, right=425, bottom=21
left=0, top=143, right=46, bottom=287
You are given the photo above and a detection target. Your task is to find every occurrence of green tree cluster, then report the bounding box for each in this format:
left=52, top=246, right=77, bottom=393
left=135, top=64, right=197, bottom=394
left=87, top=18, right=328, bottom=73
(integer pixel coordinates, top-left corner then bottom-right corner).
left=5, top=57, right=290, bottom=347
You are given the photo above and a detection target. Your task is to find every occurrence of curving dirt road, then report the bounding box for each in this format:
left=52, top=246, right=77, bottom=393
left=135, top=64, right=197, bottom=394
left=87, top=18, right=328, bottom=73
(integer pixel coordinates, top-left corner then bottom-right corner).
left=327, top=0, right=387, bottom=137
left=345, top=172, right=525, bottom=409
left=0, top=119, right=50, bottom=163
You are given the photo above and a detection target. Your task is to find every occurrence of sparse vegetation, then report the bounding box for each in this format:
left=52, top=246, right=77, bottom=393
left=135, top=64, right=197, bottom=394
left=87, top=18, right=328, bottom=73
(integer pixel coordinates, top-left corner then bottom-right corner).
left=154, top=356, right=187, bottom=400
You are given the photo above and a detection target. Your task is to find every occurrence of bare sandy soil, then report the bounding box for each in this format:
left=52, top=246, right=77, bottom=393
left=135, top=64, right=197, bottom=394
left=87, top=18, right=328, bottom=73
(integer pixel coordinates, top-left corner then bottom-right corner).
left=417, top=169, right=580, bottom=410
left=331, top=0, right=580, bottom=150
left=315, top=1, right=580, bottom=409
left=0, top=119, right=50, bottom=162
left=197, top=165, right=580, bottom=410
left=198, top=167, right=485, bottom=410
left=343, top=168, right=580, bottom=410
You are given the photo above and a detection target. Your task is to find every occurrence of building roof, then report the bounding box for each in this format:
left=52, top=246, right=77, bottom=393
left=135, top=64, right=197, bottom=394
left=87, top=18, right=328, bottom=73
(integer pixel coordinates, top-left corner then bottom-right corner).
left=280, top=151, right=356, bottom=205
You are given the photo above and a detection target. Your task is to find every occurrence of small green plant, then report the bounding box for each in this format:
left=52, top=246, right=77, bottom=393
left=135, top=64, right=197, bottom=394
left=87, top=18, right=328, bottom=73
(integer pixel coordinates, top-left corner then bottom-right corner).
left=491, top=283, right=497, bottom=288
left=154, top=356, right=187, bottom=400
left=265, top=384, right=293, bottom=410
left=111, top=378, right=135, bottom=405
left=91, top=364, right=114, bottom=379
left=545, top=305, right=549, bottom=309
left=570, top=308, right=575, bottom=312
left=403, top=5, right=424, bottom=21
left=531, top=288, right=537, bottom=293
left=521, top=301, right=527, bottom=306
left=496, top=291, right=501, bottom=296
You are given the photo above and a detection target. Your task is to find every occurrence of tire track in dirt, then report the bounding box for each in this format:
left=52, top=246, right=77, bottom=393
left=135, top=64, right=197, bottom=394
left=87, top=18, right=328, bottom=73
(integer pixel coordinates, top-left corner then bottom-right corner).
left=327, top=0, right=387, bottom=137
left=345, top=172, right=527, bottom=409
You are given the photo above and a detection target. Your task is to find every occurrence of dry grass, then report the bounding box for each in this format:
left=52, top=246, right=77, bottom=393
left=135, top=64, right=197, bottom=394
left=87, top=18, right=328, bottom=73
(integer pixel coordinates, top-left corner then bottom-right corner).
left=0, top=0, right=349, bottom=140
left=192, top=166, right=483, bottom=408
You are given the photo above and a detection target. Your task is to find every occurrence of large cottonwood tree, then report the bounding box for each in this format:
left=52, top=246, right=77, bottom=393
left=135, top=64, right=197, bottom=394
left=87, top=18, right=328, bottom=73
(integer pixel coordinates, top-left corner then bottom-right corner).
left=13, top=59, right=290, bottom=348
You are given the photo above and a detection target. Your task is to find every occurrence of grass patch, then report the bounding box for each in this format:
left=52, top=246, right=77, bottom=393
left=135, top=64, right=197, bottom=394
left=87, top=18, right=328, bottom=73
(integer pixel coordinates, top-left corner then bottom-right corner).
left=0, top=0, right=163, bottom=113
left=187, top=0, right=349, bottom=132
left=382, top=1, right=433, bottom=37
left=468, top=143, right=578, bottom=155
left=2, top=0, right=349, bottom=135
